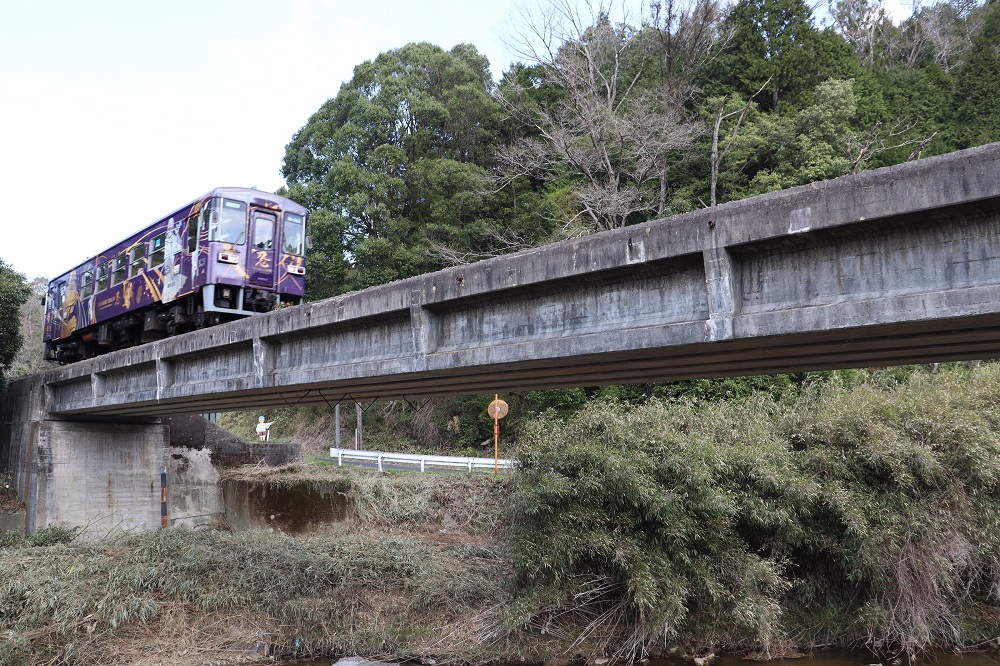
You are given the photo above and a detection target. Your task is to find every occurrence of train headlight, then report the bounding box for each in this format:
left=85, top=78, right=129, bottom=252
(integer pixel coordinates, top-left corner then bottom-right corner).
left=218, top=251, right=239, bottom=264
left=287, top=264, right=305, bottom=276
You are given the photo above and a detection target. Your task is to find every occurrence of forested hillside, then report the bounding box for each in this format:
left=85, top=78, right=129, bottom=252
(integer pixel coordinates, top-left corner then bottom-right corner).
left=0, top=260, right=30, bottom=394
left=284, top=0, right=999, bottom=300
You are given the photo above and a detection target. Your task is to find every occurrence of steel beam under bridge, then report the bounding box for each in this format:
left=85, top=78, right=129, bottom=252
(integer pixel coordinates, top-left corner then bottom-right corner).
left=41, top=143, right=1000, bottom=417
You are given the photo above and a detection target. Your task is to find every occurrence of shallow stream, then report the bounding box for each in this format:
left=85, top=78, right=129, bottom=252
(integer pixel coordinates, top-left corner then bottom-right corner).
left=276, top=650, right=1000, bottom=666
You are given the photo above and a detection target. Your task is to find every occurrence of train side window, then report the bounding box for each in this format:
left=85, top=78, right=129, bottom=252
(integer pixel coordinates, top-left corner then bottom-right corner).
left=97, top=262, right=109, bottom=291
left=81, top=271, right=94, bottom=298
left=58, top=283, right=66, bottom=309
left=187, top=215, right=199, bottom=254
left=150, top=234, right=166, bottom=266
left=129, top=245, right=145, bottom=277
left=112, top=254, right=126, bottom=285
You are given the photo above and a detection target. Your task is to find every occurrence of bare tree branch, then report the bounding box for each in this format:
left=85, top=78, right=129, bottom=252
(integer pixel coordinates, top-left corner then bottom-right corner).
left=710, top=77, right=771, bottom=206
left=498, top=0, right=719, bottom=231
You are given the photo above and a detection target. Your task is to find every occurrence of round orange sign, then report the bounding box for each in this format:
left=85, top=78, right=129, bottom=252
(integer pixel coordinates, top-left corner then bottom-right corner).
left=488, top=399, right=509, bottom=419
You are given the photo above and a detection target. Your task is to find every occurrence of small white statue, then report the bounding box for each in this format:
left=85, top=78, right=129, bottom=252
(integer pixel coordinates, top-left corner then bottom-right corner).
left=255, top=415, right=274, bottom=441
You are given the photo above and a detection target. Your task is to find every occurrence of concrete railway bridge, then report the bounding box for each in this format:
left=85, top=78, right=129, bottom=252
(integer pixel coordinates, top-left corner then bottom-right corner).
left=4, top=142, right=1000, bottom=534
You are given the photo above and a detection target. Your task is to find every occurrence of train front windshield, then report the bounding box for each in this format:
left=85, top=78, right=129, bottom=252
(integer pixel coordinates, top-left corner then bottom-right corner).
left=207, top=199, right=247, bottom=244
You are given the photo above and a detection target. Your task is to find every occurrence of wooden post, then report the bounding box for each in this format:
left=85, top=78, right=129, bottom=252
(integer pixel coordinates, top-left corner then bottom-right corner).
left=487, top=395, right=508, bottom=475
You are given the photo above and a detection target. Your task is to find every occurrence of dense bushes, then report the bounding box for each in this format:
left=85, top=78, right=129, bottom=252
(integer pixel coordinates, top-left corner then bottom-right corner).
left=509, top=364, right=1000, bottom=656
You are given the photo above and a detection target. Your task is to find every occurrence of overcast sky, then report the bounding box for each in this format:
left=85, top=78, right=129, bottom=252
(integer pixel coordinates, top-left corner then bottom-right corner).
left=0, top=0, right=524, bottom=280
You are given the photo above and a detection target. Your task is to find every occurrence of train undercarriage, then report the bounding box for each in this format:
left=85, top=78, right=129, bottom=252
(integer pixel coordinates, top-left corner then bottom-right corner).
left=46, top=287, right=292, bottom=364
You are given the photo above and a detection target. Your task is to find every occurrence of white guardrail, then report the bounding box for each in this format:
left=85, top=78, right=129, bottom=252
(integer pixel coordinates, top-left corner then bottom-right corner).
left=329, top=447, right=514, bottom=473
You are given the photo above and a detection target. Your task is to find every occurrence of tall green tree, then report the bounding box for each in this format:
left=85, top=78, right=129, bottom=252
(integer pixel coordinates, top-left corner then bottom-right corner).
left=849, top=63, right=955, bottom=161
left=282, top=42, right=506, bottom=297
left=708, top=79, right=898, bottom=199
left=0, top=260, right=31, bottom=394
left=705, top=0, right=856, bottom=111
left=953, top=0, right=1000, bottom=146
left=9, top=276, right=52, bottom=378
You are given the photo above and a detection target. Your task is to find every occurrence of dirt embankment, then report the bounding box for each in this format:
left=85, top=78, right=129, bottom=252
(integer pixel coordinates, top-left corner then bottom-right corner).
left=1, top=474, right=25, bottom=513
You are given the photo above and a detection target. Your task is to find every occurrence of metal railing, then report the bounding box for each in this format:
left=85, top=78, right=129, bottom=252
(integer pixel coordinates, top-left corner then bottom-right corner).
left=329, top=447, right=514, bottom=473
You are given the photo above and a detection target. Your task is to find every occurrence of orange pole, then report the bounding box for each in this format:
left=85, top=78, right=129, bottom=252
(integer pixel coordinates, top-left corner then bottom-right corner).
left=160, top=467, right=167, bottom=529
left=494, top=393, right=499, bottom=475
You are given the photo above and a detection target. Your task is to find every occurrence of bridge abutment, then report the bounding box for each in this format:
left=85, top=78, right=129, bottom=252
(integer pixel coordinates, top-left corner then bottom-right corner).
left=2, top=376, right=302, bottom=536
left=2, top=376, right=170, bottom=535
left=31, top=420, right=169, bottom=534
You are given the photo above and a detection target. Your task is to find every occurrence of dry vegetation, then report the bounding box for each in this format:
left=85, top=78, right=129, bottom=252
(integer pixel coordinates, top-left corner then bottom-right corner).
left=4, top=365, right=1000, bottom=665
left=0, top=469, right=514, bottom=666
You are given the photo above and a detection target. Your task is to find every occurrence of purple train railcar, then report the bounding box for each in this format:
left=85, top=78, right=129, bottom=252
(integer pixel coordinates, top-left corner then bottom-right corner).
left=43, top=187, right=307, bottom=363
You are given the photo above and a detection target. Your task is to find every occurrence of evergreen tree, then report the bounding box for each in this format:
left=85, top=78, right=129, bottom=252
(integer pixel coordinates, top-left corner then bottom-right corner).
left=705, top=0, right=856, bottom=112
left=953, top=0, right=1000, bottom=146
left=281, top=43, right=506, bottom=297
left=851, top=63, right=956, bottom=162
left=0, top=260, right=31, bottom=394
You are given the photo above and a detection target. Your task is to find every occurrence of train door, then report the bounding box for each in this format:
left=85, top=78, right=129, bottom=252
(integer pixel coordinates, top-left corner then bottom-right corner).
left=191, top=209, right=205, bottom=288
left=44, top=282, right=60, bottom=340
left=249, top=210, right=277, bottom=289
left=46, top=280, right=68, bottom=340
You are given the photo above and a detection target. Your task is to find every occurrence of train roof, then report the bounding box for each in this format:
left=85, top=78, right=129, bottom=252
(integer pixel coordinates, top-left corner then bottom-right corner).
left=48, top=187, right=308, bottom=285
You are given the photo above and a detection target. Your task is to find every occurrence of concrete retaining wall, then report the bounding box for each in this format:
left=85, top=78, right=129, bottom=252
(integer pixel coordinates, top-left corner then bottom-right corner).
left=164, top=415, right=301, bottom=530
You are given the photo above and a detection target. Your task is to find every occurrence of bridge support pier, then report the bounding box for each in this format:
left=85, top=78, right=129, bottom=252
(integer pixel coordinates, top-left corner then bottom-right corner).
left=27, top=420, right=169, bottom=534
left=2, top=375, right=171, bottom=536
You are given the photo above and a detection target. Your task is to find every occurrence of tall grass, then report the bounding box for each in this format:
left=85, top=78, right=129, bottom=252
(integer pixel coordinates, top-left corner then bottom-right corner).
left=0, top=529, right=511, bottom=665
left=0, top=468, right=518, bottom=665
